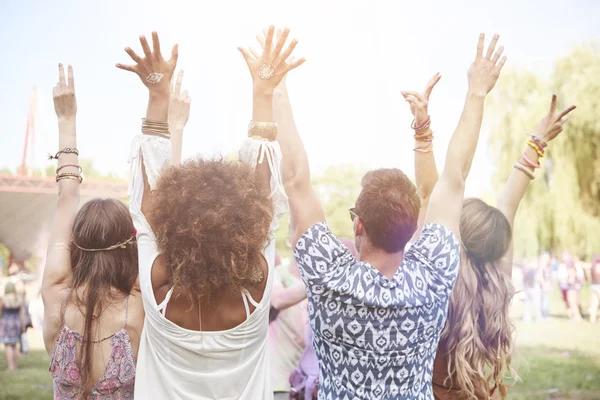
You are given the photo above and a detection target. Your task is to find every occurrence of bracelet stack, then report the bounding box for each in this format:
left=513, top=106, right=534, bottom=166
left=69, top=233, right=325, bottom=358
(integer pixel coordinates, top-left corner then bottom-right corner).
left=142, top=118, right=170, bottom=139
left=412, top=116, right=433, bottom=153
left=248, top=121, right=278, bottom=141
left=512, top=133, right=549, bottom=180
left=49, top=148, right=83, bottom=183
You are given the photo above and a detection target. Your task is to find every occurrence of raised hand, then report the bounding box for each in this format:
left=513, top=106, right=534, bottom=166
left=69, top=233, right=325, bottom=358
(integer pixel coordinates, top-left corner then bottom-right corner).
left=238, top=25, right=305, bottom=95
left=53, top=64, right=77, bottom=120
left=535, top=94, right=576, bottom=144
left=169, top=70, right=191, bottom=130
left=468, top=34, right=507, bottom=97
left=116, top=31, right=178, bottom=95
left=401, top=73, right=441, bottom=126
left=252, top=29, right=296, bottom=92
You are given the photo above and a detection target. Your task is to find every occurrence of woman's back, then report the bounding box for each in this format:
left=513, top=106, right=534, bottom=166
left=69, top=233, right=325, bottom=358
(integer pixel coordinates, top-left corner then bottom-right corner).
left=47, top=288, right=144, bottom=399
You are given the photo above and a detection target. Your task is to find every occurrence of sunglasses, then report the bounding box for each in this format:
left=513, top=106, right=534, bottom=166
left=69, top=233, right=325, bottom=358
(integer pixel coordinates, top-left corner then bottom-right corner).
left=349, top=207, right=359, bottom=222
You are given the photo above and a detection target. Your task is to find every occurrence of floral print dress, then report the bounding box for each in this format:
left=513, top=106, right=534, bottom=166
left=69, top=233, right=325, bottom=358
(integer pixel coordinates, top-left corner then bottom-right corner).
left=49, top=292, right=136, bottom=399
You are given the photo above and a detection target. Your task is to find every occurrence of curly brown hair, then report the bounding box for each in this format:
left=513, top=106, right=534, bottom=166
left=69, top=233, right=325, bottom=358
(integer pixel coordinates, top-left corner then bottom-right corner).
left=147, top=158, right=273, bottom=300
left=355, top=168, right=420, bottom=253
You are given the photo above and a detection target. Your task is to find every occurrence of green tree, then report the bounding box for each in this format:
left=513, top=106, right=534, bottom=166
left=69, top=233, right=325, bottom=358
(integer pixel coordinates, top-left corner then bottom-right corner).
left=488, top=43, right=600, bottom=259
left=275, top=164, right=366, bottom=258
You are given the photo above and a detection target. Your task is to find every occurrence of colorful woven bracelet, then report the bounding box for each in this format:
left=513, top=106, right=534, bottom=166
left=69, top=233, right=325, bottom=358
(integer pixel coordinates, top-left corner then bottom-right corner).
left=527, top=140, right=544, bottom=157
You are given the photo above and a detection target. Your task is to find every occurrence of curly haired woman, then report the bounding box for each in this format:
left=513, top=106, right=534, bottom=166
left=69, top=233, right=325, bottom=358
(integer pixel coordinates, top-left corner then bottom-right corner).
left=404, top=67, right=576, bottom=398
left=117, top=28, right=304, bottom=399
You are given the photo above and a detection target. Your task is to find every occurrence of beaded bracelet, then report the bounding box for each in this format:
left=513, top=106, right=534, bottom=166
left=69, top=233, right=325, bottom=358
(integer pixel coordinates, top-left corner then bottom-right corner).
left=56, top=172, right=83, bottom=183
left=56, top=163, right=83, bottom=174
left=527, top=140, right=544, bottom=157
left=48, top=148, right=79, bottom=160
left=521, top=151, right=541, bottom=169
left=513, top=162, right=535, bottom=180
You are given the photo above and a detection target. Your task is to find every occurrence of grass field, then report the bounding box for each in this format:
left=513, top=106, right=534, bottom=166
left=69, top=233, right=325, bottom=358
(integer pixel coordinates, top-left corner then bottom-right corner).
left=1, top=288, right=598, bottom=399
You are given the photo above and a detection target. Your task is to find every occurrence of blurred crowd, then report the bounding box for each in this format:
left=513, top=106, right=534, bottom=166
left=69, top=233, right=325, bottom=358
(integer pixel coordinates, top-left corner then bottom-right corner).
left=513, top=252, right=600, bottom=323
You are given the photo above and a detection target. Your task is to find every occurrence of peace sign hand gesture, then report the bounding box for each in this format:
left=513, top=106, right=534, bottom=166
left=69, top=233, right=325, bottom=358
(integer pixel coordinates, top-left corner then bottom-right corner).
left=116, top=31, right=178, bottom=95
left=53, top=64, right=77, bottom=121
left=401, top=73, right=441, bottom=126
left=169, top=70, right=191, bottom=130
left=536, top=94, right=576, bottom=144
left=238, top=25, right=305, bottom=95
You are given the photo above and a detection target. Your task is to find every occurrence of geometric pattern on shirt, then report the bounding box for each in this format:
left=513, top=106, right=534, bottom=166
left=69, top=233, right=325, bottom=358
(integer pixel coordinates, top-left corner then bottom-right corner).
left=294, top=222, right=460, bottom=400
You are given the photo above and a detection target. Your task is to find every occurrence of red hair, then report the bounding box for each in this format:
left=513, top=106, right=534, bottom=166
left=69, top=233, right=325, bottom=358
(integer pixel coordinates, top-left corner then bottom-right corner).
left=355, top=169, right=419, bottom=253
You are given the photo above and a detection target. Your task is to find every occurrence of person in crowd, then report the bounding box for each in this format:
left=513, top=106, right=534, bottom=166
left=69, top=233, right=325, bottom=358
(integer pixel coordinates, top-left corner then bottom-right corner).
left=563, top=253, right=583, bottom=321
left=522, top=257, right=543, bottom=322
left=120, top=28, right=303, bottom=399
left=557, top=257, right=570, bottom=306
left=539, top=252, right=553, bottom=319
left=589, top=254, right=600, bottom=323
left=41, top=64, right=145, bottom=398
left=275, top=30, right=505, bottom=398
left=269, top=251, right=308, bottom=400
left=0, top=282, right=26, bottom=371
left=406, top=67, right=575, bottom=396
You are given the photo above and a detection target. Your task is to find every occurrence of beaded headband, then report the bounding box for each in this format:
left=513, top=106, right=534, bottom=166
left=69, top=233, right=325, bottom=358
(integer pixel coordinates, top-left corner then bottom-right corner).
left=73, top=231, right=136, bottom=252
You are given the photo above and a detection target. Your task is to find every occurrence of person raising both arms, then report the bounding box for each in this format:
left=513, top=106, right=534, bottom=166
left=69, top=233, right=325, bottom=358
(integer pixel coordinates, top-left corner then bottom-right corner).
left=117, top=27, right=304, bottom=399
left=276, top=30, right=505, bottom=398
left=405, top=70, right=575, bottom=397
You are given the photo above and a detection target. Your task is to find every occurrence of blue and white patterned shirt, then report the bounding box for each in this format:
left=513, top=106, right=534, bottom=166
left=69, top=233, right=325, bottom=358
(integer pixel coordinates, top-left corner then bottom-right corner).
left=294, top=222, right=460, bottom=400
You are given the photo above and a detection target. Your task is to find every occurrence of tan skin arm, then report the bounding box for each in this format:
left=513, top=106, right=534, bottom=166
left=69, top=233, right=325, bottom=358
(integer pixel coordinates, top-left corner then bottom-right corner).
left=248, top=29, right=322, bottom=247
left=240, top=27, right=313, bottom=247
left=401, top=73, right=441, bottom=241
left=169, top=70, right=191, bottom=165
left=270, top=276, right=307, bottom=310
left=424, top=34, right=507, bottom=239
left=41, top=64, right=81, bottom=352
left=496, top=95, right=576, bottom=277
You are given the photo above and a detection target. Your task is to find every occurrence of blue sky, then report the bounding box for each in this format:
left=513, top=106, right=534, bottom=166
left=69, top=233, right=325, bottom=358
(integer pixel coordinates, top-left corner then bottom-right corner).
left=1, top=0, right=598, bottom=195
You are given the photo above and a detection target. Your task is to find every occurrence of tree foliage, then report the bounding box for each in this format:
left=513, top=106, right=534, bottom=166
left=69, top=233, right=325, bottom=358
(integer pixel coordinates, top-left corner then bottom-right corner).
left=488, top=43, right=600, bottom=259
left=275, top=164, right=366, bottom=257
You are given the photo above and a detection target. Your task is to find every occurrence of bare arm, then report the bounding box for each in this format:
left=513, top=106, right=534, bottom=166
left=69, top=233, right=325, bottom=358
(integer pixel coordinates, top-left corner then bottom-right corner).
left=425, top=34, right=507, bottom=238
left=270, top=276, right=307, bottom=310
left=402, top=73, right=441, bottom=241
left=496, top=95, right=576, bottom=276
left=273, top=87, right=325, bottom=247
left=239, top=26, right=312, bottom=247
left=169, top=70, right=191, bottom=165
left=41, top=64, right=79, bottom=305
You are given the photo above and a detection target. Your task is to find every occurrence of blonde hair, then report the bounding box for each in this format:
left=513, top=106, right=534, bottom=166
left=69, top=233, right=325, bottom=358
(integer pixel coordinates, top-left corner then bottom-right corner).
left=441, top=199, right=517, bottom=399
left=3, top=282, right=22, bottom=308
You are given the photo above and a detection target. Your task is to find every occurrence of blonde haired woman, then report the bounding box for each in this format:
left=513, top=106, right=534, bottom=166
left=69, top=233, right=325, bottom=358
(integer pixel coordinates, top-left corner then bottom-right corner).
left=404, top=70, right=576, bottom=397
left=1, top=282, right=26, bottom=371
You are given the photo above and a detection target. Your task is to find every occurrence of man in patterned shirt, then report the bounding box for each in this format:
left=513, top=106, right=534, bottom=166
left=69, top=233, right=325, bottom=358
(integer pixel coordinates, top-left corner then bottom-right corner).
left=274, top=33, right=506, bottom=399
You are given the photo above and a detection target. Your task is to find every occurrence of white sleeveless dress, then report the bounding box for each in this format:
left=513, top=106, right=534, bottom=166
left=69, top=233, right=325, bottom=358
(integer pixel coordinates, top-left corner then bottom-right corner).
left=128, top=135, right=287, bottom=399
